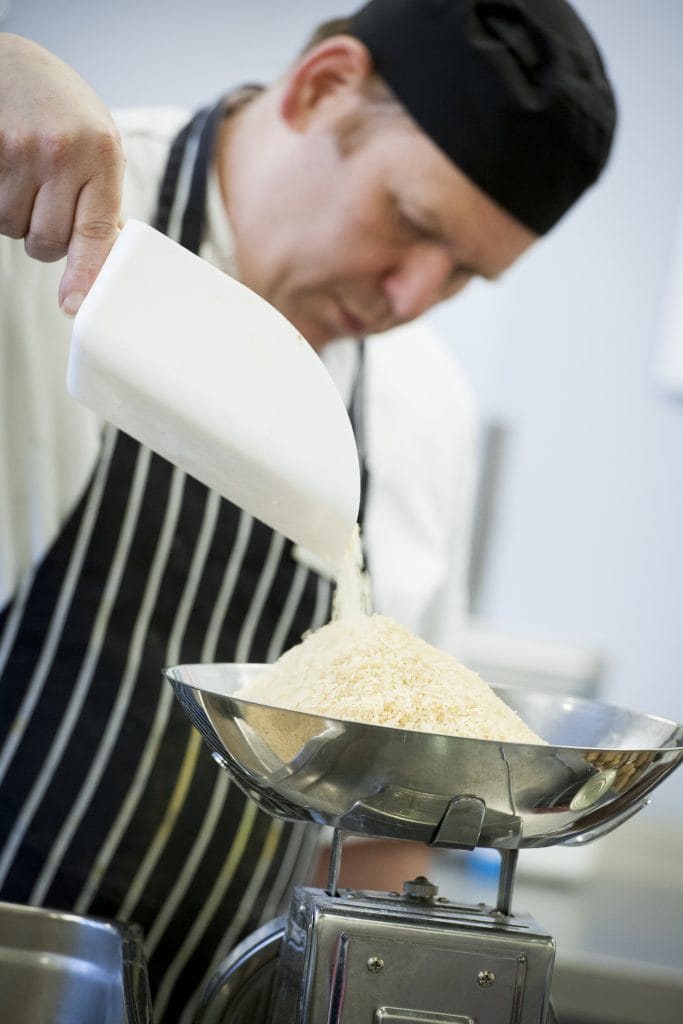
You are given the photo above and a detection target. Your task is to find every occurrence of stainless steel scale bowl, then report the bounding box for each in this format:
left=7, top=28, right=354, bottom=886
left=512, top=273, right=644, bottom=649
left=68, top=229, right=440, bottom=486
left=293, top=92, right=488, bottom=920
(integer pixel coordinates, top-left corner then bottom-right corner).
left=165, top=663, right=683, bottom=1024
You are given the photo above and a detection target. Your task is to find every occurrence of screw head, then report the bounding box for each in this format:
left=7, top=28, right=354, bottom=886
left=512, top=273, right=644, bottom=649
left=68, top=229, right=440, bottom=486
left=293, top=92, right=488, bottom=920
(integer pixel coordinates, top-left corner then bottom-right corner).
left=367, top=956, right=385, bottom=973
left=477, top=969, right=495, bottom=988
left=402, top=876, right=439, bottom=900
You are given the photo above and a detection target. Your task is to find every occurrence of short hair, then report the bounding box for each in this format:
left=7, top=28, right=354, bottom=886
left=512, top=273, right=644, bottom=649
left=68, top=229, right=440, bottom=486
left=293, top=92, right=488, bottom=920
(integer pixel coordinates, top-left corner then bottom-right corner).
left=298, top=17, right=410, bottom=156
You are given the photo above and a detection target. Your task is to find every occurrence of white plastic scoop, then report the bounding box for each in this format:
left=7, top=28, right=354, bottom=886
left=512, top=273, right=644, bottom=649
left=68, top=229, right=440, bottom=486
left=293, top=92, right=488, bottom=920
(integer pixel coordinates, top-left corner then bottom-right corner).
left=68, top=219, right=360, bottom=572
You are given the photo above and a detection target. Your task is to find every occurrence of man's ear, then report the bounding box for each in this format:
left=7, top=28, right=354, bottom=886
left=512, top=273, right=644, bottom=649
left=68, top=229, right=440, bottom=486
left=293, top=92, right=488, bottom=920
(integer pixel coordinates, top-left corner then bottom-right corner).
left=279, top=36, right=373, bottom=130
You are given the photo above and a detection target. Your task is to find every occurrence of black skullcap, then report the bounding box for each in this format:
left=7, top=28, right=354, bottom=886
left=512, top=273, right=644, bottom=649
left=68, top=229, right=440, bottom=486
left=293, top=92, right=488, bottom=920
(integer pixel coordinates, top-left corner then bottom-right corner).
left=348, top=0, right=617, bottom=234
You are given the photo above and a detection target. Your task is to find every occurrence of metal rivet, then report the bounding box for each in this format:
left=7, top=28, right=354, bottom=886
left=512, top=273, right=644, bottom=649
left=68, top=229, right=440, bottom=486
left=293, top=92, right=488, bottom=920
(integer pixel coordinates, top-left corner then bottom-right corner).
left=477, top=969, right=495, bottom=988
left=570, top=768, right=617, bottom=810
left=367, top=956, right=384, bottom=973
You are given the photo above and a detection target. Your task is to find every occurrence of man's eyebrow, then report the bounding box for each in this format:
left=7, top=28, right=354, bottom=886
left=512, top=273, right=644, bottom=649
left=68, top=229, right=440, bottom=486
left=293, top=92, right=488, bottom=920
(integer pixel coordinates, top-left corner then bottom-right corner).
left=449, top=255, right=500, bottom=283
left=473, top=265, right=501, bottom=282
left=414, top=208, right=502, bottom=281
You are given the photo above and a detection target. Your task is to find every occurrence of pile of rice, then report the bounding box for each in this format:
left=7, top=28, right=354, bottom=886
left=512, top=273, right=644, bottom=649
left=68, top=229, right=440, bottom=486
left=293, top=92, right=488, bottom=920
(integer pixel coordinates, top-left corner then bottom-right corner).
left=235, top=611, right=545, bottom=744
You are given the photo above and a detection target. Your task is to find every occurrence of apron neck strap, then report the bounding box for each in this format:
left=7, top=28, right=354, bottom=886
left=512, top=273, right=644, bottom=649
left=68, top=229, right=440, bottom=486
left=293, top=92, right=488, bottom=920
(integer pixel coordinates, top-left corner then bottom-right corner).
left=154, top=87, right=260, bottom=253
left=154, top=91, right=371, bottom=535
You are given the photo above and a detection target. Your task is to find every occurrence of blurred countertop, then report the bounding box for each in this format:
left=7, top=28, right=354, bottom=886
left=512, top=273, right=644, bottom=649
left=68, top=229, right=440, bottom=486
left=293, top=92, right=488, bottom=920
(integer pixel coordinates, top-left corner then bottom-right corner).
left=429, top=814, right=683, bottom=1023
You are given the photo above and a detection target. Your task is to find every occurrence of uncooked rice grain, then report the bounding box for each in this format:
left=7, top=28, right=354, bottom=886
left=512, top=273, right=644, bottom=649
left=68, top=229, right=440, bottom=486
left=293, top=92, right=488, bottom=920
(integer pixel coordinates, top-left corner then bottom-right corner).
left=236, top=612, right=545, bottom=744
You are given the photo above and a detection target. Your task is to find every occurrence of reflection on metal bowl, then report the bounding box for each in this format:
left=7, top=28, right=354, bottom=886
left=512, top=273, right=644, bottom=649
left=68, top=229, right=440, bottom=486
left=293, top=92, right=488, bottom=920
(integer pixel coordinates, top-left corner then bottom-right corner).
left=165, top=663, right=683, bottom=850
left=0, top=900, right=151, bottom=1024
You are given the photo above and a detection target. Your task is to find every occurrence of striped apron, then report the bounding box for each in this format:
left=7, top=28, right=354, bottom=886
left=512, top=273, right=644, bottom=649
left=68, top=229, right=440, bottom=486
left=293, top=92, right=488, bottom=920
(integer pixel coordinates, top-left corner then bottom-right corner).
left=0, top=92, right=367, bottom=1023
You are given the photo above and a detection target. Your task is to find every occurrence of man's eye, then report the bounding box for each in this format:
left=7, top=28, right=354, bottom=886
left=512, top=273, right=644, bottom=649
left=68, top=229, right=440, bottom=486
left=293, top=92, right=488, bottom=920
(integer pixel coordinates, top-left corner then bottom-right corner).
left=395, top=207, right=432, bottom=240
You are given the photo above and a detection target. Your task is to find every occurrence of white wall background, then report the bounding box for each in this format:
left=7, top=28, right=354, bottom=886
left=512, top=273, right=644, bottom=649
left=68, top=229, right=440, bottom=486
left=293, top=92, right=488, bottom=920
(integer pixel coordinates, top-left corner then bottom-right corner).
left=4, top=1, right=682, bottom=817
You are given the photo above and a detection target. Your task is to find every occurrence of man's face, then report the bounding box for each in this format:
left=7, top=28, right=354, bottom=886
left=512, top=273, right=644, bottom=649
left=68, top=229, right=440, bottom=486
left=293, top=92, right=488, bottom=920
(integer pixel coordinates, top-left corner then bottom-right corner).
left=228, top=99, right=538, bottom=350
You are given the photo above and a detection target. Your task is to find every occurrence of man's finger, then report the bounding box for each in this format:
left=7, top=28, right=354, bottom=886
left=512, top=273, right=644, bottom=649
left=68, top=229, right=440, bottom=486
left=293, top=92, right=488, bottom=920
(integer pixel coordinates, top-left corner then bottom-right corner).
left=0, top=174, right=36, bottom=240
left=25, top=176, right=78, bottom=262
left=58, top=168, right=123, bottom=316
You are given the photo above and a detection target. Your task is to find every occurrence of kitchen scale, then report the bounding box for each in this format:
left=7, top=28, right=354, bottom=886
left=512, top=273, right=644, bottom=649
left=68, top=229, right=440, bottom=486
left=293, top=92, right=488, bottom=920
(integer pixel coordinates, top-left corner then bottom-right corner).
left=165, top=663, right=683, bottom=1024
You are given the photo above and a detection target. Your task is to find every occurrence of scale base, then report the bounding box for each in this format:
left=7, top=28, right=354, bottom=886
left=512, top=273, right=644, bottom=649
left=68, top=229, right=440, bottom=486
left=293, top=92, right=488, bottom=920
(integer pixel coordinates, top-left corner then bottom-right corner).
left=195, top=883, right=556, bottom=1024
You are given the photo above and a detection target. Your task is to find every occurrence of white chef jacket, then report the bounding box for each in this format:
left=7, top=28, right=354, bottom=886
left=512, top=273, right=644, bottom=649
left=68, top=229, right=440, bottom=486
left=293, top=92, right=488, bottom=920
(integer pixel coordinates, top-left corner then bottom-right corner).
left=0, top=105, right=479, bottom=652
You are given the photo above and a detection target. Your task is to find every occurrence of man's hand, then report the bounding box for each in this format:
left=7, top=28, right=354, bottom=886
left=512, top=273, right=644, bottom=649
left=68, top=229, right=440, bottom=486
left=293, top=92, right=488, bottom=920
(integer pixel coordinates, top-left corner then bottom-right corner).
left=0, top=33, right=125, bottom=314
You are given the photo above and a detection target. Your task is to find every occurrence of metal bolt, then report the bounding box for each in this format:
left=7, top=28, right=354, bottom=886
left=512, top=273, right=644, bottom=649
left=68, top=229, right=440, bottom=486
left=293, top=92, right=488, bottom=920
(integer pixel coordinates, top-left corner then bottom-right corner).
left=402, top=876, right=439, bottom=900
left=477, top=969, right=495, bottom=988
left=367, top=956, right=385, bottom=973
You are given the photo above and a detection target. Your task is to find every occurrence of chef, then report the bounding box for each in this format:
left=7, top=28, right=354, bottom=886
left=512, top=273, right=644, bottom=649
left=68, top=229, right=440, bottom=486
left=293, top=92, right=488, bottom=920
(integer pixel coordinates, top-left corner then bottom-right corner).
left=0, top=1, right=616, bottom=1020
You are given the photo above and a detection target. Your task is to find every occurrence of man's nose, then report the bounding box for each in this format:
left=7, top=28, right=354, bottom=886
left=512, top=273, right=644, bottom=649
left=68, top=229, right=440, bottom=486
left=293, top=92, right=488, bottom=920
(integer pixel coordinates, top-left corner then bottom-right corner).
left=382, top=245, right=456, bottom=322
